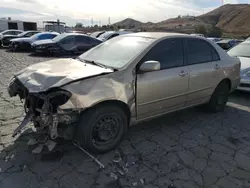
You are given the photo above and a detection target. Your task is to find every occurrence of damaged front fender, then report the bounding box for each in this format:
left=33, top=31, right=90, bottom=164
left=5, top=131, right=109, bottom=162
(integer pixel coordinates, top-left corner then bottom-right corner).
left=59, top=71, right=136, bottom=120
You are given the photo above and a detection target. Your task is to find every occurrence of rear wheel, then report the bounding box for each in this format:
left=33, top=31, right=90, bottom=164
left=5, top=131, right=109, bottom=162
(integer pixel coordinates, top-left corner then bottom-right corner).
left=204, top=81, right=230, bottom=112
left=75, top=104, right=128, bottom=153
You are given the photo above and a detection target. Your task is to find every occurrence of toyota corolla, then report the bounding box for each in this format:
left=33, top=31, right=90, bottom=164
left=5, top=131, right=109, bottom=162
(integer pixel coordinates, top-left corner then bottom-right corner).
left=8, top=32, right=241, bottom=154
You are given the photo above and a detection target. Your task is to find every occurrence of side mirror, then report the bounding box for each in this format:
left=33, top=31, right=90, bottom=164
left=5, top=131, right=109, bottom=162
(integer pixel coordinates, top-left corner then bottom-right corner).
left=139, top=61, right=160, bottom=72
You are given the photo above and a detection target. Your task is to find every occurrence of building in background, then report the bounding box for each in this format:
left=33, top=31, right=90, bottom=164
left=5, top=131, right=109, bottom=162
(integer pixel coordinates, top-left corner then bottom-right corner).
left=43, top=20, right=66, bottom=33
left=0, top=17, right=37, bottom=32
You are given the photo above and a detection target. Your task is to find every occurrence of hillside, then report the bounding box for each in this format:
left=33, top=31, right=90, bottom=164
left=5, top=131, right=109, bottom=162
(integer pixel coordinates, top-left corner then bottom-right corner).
left=198, top=4, right=250, bottom=35
left=112, top=18, right=144, bottom=28
left=112, top=4, right=250, bottom=36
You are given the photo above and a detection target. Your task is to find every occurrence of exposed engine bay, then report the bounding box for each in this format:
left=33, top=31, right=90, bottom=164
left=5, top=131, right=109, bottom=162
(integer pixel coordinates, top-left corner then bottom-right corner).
left=9, top=78, right=79, bottom=153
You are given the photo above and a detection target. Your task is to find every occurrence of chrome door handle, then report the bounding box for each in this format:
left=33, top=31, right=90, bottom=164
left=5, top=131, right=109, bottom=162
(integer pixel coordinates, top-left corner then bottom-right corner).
left=179, top=71, right=188, bottom=77
left=214, top=64, right=220, bottom=69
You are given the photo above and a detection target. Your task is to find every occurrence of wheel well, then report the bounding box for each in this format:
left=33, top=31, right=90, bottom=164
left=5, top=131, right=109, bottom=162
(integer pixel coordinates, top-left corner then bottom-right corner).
left=219, top=78, right=231, bottom=90
left=90, top=100, right=131, bottom=123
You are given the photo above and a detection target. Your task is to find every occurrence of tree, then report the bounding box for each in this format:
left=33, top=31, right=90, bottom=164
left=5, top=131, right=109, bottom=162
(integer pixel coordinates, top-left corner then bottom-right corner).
left=109, top=25, right=114, bottom=30
left=75, top=22, right=83, bottom=28
left=207, top=26, right=222, bottom=37
left=94, top=24, right=98, bottom=28
left=194, top=25, right=207, bottom=35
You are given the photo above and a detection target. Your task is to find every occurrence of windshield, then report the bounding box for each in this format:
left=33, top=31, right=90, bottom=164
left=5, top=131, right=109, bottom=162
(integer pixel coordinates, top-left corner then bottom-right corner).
left=30, top=33, right=42, bottom=40
left=52, top=33, right=68, bottom=42
left=98, top=32, right=114, bottom=39
left=90, top=31, right=102, bottom=38
left=227, top=43, right=250, bottom=57
left=79, top=36, right=153, bottom=69
left=18, top=32, right=27, bottom=37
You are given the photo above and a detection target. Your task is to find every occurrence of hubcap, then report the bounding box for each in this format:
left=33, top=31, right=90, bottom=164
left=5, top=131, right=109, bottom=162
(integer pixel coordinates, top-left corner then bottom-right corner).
left=92, top=115, right=120, bottom=145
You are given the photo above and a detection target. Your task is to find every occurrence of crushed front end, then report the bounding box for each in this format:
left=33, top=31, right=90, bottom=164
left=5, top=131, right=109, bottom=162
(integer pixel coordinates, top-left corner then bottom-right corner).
left=8, top=77, right=80, bottom=153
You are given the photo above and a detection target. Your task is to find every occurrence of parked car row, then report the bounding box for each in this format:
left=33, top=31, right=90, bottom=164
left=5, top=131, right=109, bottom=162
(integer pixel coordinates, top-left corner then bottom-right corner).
left=1, top=29, right=135, bottom=56
left=9, top=32, right=59, bottom=51
left=1, top=30, right=104, bottom=56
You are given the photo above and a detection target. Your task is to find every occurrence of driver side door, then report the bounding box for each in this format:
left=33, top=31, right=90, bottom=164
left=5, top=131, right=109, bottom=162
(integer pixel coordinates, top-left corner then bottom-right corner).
left=136, top=38, right=189, bottom=120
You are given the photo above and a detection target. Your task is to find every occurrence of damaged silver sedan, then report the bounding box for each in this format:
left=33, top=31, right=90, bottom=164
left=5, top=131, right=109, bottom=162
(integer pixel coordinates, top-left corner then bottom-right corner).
left=8, top=32, right=241, bottom=154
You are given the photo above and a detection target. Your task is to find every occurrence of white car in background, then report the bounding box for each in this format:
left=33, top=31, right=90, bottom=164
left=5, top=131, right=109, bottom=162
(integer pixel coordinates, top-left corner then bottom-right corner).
left=97, top=31, right=133, bottom=41
left=227, top=41, right=250, bottom=92
left=190, top=33, right=205, bottom=37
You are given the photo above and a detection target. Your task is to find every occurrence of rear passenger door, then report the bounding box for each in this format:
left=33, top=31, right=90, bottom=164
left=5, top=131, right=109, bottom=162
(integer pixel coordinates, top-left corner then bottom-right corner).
left=75, top=36, right=91, bottom=52
left=184, top=38, right=221, bottom=106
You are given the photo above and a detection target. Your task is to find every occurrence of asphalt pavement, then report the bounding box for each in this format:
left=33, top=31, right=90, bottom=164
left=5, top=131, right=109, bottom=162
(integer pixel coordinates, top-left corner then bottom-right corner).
left=0, top=49, right=250, bottom=188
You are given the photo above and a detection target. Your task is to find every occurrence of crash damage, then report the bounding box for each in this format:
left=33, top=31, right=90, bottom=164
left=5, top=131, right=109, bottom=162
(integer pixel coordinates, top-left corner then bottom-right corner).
left=8, top=58, right=135, bottom=153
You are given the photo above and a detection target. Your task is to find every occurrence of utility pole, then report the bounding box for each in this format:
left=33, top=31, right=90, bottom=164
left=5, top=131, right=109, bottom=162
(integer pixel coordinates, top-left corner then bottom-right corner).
left=91, top=17, right=93, bottom=27
left=108, top=16, right=111, bottom=26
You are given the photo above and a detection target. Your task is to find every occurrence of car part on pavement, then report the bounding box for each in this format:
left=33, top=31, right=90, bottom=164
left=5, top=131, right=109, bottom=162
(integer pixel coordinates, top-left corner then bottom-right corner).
left=73, top=141, right=105, bottom=169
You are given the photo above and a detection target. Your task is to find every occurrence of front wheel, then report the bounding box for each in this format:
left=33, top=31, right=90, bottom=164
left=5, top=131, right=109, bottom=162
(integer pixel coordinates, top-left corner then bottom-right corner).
left=75, top=104, right=128, bottom=153
left=205, top=81, right=230, bottom=112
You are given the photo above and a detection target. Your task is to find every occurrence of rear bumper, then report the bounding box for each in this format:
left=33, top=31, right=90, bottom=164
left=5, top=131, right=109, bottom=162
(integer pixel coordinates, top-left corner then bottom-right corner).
left=237, top=78, right=250, bottom=92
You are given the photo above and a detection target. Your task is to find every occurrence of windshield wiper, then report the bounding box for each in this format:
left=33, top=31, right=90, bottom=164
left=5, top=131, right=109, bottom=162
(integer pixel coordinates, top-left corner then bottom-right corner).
left=76, top=57, right=117, bottom=71
left=84, top=59, right=107, bottom=69
left=76, top=57, right=106, bottom=68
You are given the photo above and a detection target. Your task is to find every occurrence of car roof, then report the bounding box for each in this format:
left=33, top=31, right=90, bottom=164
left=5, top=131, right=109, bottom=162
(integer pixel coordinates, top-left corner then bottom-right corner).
left=24, top=30, right=39, bottom=32
left=39, top=32, right=59, bottom=35
left=61, top=33, right=88, bottom=37
left=124, top=32, right=188, bottom=39
left=5, top=29, right=23, bottom=31
left=241, top=41, right=250, bottom=44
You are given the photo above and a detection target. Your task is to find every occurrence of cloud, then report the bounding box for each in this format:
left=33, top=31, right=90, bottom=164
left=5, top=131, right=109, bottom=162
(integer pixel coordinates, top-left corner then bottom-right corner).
left=0, top=0, right=247, bottom=25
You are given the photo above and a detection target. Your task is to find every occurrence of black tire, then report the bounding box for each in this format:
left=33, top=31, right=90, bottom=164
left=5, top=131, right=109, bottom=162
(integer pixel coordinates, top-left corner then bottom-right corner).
left=75, top=104, right=128, bottom=153
left=205, top=81, right=230, bottom=112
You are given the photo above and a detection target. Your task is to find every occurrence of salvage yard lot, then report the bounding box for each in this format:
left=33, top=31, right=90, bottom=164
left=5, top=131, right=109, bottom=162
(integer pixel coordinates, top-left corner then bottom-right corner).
left=0, top=49, right=250, bottom=188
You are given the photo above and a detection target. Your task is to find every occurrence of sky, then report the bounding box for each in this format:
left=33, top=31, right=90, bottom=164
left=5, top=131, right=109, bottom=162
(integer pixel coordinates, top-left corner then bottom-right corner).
left=0, top=0, right=249, bottom=26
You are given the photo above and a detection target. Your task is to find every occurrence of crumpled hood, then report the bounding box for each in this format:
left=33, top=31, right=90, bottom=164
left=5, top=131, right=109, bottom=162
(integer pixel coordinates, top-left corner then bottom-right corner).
left=11, top=37, right=32, bottom=43
left=238, top=57, right=250, bottom=71
left=12, top=58, right=113, bottom=93
left=32, top=39, right=55, bottom=46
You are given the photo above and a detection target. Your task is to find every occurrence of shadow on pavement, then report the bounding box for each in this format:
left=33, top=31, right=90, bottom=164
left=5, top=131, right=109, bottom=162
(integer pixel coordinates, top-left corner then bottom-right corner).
left=229, top=90, right=250, bottom=108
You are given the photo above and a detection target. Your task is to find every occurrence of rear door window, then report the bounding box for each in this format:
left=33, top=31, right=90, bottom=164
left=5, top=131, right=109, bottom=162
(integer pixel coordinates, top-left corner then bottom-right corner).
left=185, top=38, right=219, bottom=65
left=76, top=35, right=90, bottom=44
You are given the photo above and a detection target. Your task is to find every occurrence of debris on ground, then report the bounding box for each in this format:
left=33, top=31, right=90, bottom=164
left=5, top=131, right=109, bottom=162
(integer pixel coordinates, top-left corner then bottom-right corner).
left=132, top=182, right=138, bottom=186
left=140, top=178, right=145, bottom=185
left=112, top=151, right=122, bottom=163
left=73, top=141, right=105, bottom=169
left=110, top=172, right=118, bottom=180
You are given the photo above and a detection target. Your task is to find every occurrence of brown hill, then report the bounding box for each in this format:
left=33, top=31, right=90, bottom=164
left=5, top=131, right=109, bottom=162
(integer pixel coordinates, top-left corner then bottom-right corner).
left=198, top=4, right=250, bottom=35
left=112, top=18, right=143, bottom=28
left=112, top=4, right=250, bottom=36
